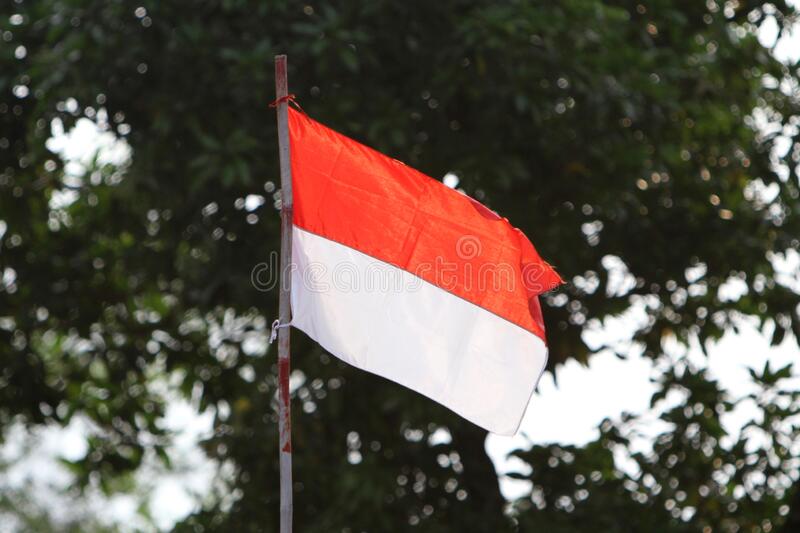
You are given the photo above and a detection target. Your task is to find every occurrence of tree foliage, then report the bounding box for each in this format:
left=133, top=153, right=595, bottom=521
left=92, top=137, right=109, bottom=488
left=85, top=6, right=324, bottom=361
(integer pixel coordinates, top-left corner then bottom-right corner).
left=1, top=0, right=800, bottom=531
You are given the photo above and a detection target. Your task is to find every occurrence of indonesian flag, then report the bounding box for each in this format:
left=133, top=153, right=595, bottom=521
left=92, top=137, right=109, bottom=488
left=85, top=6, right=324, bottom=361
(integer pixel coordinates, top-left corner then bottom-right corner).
left=288, top=108, right=563, bottom=435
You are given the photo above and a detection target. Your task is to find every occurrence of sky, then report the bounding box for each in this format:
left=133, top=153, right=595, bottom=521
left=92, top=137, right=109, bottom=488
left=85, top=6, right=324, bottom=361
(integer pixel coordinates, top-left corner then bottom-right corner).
left=3, top=7, right=800, bottom=532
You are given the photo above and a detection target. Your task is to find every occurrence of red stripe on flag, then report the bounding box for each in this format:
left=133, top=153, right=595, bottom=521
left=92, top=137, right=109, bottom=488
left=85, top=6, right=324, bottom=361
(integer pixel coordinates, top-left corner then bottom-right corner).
left=288, top=108, right=563, bottom=340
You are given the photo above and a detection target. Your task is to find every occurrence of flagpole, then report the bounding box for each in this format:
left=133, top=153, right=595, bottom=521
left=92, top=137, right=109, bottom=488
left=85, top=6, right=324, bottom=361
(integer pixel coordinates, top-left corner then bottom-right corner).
left=274, top=54, right=294, bottom=533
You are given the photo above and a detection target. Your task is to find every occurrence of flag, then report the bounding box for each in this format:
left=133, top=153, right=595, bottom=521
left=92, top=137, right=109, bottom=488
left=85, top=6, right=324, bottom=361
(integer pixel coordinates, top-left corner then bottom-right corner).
left=287, top=108, right=563, bottom=435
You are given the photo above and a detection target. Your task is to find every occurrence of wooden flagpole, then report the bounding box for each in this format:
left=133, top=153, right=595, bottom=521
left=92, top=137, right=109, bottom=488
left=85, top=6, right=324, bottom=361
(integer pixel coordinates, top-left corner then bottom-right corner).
left=274, top=54, right=294, bottom=533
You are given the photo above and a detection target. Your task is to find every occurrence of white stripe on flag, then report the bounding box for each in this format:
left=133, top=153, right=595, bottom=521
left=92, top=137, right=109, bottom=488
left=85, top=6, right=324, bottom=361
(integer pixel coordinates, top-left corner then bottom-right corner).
left=290, top=227, right=548, bottom=435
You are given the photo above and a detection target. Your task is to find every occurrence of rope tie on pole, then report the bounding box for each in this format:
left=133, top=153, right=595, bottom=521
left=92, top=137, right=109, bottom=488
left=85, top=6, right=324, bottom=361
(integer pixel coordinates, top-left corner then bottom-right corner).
left=268, top=94, right=305, bottom=114
left=270, top=319, right=293, bottom=344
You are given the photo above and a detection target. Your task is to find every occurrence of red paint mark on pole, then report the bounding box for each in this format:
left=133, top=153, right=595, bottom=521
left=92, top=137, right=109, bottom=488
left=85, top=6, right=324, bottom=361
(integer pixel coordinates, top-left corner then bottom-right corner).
left=278, top=358, right=292, bottom=453
left=274, top=54, right=294, bottom=533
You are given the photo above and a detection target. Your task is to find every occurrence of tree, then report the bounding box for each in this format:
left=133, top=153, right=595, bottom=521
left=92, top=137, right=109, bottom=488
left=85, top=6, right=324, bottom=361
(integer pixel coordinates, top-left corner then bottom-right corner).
left=1, top=0, right=799, bottom=531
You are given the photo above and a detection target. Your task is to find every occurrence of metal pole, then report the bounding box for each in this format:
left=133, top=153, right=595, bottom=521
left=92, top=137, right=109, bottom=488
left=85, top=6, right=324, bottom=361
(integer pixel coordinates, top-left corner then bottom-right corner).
left=274, top=54, right=294, bottom=533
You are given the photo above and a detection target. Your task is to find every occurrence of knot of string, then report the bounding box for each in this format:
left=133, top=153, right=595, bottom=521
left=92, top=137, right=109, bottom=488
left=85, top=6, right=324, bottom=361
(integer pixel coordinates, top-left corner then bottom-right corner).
left=269, top=319, right=293, bottom=344
left=268, top=94, right=304, bottom=113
